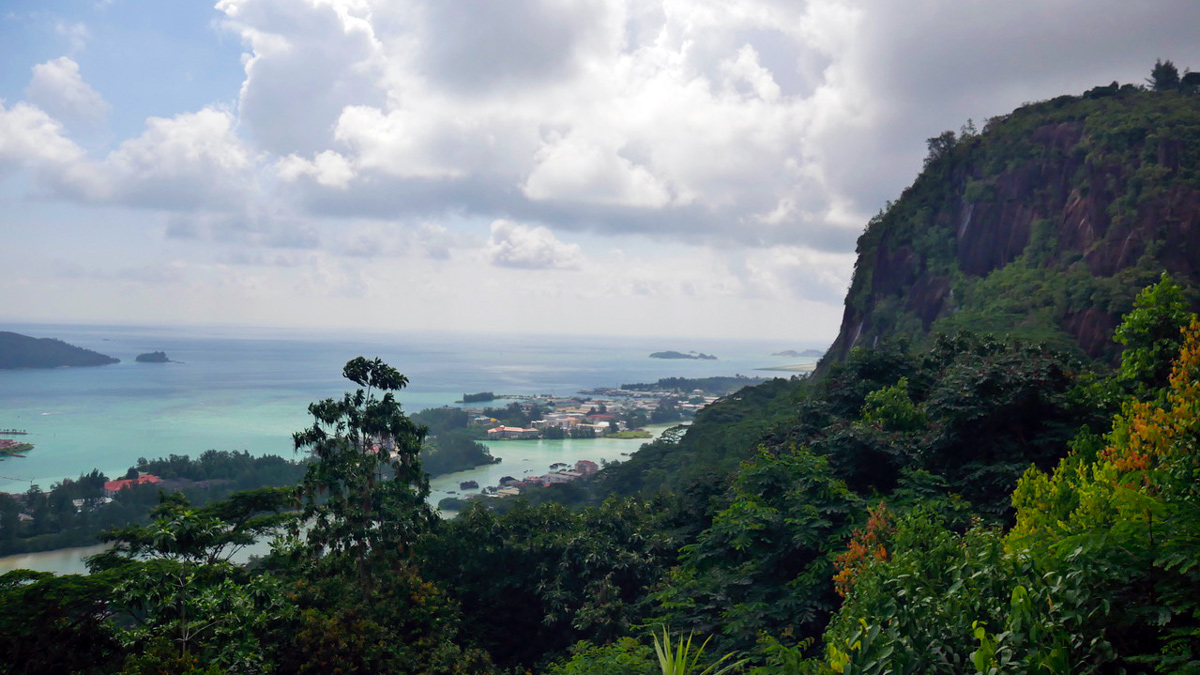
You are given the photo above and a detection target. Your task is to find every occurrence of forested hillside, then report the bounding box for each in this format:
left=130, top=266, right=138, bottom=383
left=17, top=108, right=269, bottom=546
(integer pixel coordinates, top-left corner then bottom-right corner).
left=0, top=331, right=119, bottom=369
left=4, top=74, right=1200, bottom=674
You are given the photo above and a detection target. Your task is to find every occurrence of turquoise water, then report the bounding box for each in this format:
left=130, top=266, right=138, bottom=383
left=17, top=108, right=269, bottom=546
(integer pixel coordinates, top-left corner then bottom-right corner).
left=0, top=323, right=813, bottom=492
left=0, top=430, right=672, bottom=576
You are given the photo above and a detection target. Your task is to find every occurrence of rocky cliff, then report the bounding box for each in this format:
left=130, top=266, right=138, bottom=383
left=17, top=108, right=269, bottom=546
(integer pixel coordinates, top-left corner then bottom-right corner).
left=824, top=84, right=1200, bottom=367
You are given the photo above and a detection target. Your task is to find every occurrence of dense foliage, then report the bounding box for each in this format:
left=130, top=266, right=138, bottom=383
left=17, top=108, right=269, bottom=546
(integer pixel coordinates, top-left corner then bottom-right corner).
left=0, top=451, right=306, bottom=556
left=412, top=406, right=501, bottom=475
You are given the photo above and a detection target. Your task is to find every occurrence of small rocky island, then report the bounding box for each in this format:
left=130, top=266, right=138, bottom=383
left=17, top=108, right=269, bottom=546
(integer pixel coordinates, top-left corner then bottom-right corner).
left=135, top=351, right=172, bottom=363
left=649, top=351, right=717, bottom=360
left=0, top=331, right=119, bottom=369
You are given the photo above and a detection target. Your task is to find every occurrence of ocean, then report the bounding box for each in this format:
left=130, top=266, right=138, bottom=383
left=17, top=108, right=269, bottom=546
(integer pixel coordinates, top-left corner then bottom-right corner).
left=0, top=323, right=818, bottom=496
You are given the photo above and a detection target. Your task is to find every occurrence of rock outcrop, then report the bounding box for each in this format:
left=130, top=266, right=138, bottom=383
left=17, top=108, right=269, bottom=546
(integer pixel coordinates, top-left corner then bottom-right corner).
left=823, top=86, right=1200, bottom=369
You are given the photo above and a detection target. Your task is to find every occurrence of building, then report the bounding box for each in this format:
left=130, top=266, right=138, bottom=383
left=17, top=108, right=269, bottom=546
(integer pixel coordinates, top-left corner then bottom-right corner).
left=103, top=474, right=161, bottom=495
left=574, top=460, right=600, bottom=475
left=486, top=426, right=540, bottom=440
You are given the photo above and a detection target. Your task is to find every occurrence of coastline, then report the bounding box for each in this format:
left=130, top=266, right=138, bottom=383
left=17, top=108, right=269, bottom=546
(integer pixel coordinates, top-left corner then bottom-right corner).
left=0, top=426, right=675, bottom=574
left=756, top=362, right=816, bottom=372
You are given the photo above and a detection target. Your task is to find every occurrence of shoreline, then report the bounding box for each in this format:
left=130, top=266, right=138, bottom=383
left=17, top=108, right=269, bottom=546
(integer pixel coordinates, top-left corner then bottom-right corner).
left=1, top=427, right=675, bottom=574
left=756, top=362, right=816, bottom=372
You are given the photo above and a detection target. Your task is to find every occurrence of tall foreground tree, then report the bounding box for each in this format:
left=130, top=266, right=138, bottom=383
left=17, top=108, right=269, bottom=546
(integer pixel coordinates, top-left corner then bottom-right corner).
left=1113, top=273, right=1196, bottom=396
left=291, top=356, right=434, bottom=586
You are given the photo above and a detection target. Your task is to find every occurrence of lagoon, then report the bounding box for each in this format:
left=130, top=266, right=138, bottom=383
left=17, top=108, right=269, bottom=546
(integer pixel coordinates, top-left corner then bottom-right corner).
left=0, top=427, right=672, bottom=576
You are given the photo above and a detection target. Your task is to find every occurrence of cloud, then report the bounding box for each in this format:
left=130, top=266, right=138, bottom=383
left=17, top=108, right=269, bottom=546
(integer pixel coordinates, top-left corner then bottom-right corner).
left=216, top=0, right=387, bottom=156
left=163, top=211, right=319, bottom=249
left=0, top=101, right=102, bottom=197
left=417, top=0, right=613, bottom=93
left=335, top=221, right=473, bottom=260
left=105, top=107, right=256, bottom=210
left=0, top=100, right=255, bottom=211
left=522, top=132, right=673, bottom=208
left=25, top=56, right=110, bottom=127
left=54, top=21, right=90, bottom=53
left=209, top=0, right=1200, bottom=256
left=277, top=150, right=355, bottom=188
left=486, top=219, right=583, bottom=270
left=6, top=0, right=1200, bottom=340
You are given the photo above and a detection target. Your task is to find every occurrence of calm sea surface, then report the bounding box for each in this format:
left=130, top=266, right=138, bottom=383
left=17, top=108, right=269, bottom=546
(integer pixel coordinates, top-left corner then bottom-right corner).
left=0, top=323, right=818, bottom=573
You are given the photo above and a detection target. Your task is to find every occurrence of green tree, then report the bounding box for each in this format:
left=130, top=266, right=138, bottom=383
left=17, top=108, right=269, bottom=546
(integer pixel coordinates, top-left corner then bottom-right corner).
left=291, top=357, right=434, bottom=587
left=1148, top=59, right=1181, bottom=91
left=0, top=569, right=125, bottom=674
left=1113, top=273, right=1196, bottom=395
left=860, top=377, right=926, bottom=433
left=1009, top=318, right=1200, bottom=671
left=546, top=637, right=655, bottom=675
left=419, top=498, right=676, bottom=669
left=654, top=447, right=860, bottom=653
left=924, top=130, right=957, bottom=167
left=111, top=559, right=292, bottom=673
left=94, top=488, right=293, bottom=567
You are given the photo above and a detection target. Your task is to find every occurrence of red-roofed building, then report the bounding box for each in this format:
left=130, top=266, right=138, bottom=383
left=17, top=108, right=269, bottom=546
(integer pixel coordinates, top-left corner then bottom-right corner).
left=486, top=426, right=540, bottom=440
left=104, top=474, right=161, bottom=495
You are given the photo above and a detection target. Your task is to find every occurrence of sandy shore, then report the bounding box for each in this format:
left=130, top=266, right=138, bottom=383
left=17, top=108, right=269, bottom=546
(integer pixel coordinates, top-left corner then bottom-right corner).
left=756, top=363, right=817, bottom=372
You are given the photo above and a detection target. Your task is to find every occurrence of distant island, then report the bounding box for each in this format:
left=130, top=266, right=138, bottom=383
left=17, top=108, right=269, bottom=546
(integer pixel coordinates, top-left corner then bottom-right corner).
left=0, top=331, right=119, bottom=369
left=135, top=351, right=172, bottom=363
left=650, top=351, right=717, bottom=360
left=772, top=349, right=825, bottom=358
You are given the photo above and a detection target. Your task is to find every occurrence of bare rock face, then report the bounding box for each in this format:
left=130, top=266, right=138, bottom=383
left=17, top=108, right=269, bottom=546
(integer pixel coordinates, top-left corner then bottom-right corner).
left=906, top=274, right=953, bottom=329
left=1062, top=308, right=1119, bottom=358
left=821, top=89, right=1200, bottom=369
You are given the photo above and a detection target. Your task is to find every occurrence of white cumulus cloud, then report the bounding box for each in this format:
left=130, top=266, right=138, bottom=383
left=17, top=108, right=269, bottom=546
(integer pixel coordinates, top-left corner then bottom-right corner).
left=106, top=107, right=256, bottom=210
left=25, top=56, right=110, bottom=127
left=487, top=219, right=583, bottom=270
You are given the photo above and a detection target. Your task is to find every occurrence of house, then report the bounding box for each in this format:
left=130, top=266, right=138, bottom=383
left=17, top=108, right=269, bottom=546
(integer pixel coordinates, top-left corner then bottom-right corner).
left=103, top=474, right=161, bottom=495
left=486, top=426, right=540, bottom=440
left=71, top=497, right=112, bottom=513
left=574, top=460, right=599, bottom=475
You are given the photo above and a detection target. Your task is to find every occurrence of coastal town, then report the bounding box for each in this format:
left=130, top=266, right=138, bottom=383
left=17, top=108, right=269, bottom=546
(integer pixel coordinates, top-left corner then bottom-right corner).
left=469, top=386, right=722, bottom=442
left=455, top=459, right=602, bottom=500
left=434, top=377, right=768, bottom=507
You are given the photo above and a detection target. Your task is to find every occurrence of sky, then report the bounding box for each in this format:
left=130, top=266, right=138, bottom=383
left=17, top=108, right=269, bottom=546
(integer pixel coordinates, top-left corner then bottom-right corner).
left=2, top=1, right=1199, bottom=342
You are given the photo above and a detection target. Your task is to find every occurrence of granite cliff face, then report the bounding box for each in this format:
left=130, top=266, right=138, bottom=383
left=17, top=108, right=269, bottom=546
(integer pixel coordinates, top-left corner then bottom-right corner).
left=824, top=85, right=1200, bottom=368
